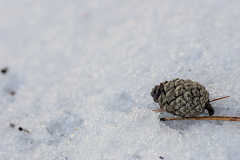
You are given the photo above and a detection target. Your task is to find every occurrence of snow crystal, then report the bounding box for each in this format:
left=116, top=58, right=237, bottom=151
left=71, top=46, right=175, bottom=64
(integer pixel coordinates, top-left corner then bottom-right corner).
left=0, top=0, right=240, bottom=159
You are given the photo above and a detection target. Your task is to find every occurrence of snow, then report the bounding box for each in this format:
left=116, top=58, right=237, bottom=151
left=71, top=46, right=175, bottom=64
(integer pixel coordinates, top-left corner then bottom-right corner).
left=1, top=0, right=240, bottom=159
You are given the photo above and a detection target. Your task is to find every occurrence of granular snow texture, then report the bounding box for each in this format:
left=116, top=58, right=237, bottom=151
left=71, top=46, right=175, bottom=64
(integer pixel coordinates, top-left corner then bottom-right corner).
left=1, top=0, right=240, bottom=160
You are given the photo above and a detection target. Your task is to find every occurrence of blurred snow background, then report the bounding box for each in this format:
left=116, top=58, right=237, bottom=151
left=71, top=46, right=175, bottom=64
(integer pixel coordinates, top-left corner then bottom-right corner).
left=1, top=0, right=240, bottom=159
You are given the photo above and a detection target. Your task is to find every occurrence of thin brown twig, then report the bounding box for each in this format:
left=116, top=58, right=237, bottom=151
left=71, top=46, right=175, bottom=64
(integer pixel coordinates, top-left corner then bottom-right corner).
left=152, top=108, right=164, bottom=112
left=160, top=116, right=240, bottom=121
left=210, top=96, right=230, bottom=102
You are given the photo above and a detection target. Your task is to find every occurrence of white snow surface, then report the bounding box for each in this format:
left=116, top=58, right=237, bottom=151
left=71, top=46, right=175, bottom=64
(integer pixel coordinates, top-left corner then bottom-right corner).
left=1, top=0, right=240, bottom=160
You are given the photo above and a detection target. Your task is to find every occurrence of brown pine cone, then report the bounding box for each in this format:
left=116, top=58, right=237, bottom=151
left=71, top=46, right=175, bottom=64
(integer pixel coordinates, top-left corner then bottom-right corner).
left=151, top=78, right=214, bottom=118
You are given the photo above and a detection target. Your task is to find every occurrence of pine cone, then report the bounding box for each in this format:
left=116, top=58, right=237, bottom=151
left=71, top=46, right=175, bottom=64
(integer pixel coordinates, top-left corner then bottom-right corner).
left=151, top=78, right=214, bottom=118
